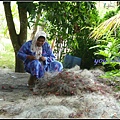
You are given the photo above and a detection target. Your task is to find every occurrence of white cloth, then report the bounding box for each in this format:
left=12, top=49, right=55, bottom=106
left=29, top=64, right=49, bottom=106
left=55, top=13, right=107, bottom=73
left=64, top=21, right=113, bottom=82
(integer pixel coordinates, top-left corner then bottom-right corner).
left=31, top=31, right=47, bottom=59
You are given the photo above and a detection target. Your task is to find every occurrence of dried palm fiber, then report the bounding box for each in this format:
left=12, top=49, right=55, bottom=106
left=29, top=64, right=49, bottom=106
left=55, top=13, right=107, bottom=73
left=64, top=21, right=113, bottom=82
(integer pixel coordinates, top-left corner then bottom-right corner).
left=2, top=93, right=120, bottom=118
left=33, top=65, right=113, bottom=96
left=11, top=95, right=75, bottom=118
left=1, top=66, right=120, bottom=118
left=15, top=105, right=74, bottom=118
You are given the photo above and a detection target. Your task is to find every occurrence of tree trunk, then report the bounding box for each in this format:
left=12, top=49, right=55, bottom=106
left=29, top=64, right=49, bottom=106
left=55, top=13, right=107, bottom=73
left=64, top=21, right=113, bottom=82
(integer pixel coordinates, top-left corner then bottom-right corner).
left=3, top=2, right=28, bottom=73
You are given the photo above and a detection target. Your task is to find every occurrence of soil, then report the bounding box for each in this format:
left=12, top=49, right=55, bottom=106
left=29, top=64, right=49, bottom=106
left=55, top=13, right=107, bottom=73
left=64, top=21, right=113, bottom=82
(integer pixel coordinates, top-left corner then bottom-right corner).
left=0, top=68, right=34, bottom=117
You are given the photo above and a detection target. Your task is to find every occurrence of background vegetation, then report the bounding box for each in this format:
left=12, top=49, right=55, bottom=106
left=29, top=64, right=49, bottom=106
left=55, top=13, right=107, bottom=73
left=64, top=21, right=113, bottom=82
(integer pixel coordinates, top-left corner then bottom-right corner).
left=0, top=1, right=119, bottom=73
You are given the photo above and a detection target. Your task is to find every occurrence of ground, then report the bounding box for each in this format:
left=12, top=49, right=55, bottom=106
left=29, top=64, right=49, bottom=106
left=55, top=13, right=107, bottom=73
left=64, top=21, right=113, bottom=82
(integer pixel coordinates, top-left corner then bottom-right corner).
left=0, top=67, right=120, bottom=119
left=0, top=68, right=32, bottom=118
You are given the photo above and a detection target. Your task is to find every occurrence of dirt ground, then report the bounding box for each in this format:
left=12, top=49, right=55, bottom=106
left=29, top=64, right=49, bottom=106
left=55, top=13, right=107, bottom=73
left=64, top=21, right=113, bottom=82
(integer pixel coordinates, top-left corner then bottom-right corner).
left=0, top=69, right=32, bottom=97
left=0, top=68, right=33, bottom=118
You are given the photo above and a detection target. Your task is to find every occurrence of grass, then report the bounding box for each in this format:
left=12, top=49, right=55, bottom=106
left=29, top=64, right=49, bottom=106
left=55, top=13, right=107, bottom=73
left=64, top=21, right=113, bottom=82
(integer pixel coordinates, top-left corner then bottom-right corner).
left=0, top=39, right=15, bottom=70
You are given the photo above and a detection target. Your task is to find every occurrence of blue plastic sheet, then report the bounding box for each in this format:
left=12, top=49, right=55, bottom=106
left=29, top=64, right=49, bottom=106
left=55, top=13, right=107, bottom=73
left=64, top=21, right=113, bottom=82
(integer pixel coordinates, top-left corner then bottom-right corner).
left=63, top=54, right=81, bottom=69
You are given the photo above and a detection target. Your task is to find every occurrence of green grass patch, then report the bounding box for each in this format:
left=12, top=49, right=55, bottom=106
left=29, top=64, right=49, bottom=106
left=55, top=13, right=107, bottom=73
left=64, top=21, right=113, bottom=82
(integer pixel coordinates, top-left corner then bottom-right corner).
left=0, top=39, right=15, bottom=70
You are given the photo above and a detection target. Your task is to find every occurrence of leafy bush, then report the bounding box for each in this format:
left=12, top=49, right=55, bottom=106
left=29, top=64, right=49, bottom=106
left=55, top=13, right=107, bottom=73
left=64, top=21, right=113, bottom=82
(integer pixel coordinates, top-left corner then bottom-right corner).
left=44, top=2, right=100, bottom=69
left=90, top=36, right=120, bottom=79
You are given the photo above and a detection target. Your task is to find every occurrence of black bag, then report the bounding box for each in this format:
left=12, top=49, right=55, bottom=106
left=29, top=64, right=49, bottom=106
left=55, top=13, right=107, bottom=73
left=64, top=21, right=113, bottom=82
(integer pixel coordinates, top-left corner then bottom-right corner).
left=63, top=54, right=81, bottom=69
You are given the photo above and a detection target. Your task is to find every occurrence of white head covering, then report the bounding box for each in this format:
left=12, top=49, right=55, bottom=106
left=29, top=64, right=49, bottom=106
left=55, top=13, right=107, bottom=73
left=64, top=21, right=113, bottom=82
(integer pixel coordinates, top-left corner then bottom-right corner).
left=31, top=31, right=47, bottom=59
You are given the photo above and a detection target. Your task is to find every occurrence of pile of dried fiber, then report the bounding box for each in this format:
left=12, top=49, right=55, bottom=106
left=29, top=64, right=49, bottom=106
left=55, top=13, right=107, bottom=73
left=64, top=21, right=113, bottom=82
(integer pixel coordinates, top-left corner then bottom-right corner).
left=33, top=65, right=113, bottom=96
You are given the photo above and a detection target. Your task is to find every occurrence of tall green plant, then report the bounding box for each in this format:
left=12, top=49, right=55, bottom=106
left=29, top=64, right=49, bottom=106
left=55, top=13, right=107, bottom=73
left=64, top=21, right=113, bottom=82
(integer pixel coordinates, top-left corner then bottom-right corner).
left=90, top=36, right=120, bottom=78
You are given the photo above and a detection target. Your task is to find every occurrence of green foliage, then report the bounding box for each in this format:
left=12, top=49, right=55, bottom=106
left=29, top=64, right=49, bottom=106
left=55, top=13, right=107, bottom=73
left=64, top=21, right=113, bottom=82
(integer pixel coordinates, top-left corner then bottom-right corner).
left=103, top=10, right=116, bottom=20
left=89, top=5, right=120, bottom=91
left=0, top=2, right=9, bottom=38
left=0, top=41, right=15, bottom=70
left=40, top=2, right=100, bottom=69
left=26, top=2, right=105, bottom=69
left=116, top=5, right=120, bottom=12
left=97, top=6, right=119, bottom=30
left=90, top=36, right=120, bottom=76
left=101, top=69, right=120, bottom=92
left=91, top=37, right=120, bottom=56
left=27, top=2, right=47, bottom=30
left=94, top=6, right=120, bottom=71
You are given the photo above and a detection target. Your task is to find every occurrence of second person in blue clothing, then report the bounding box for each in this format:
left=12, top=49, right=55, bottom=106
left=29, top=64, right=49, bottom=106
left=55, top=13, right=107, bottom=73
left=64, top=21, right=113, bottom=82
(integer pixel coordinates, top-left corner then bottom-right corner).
left=17, top=31, right=63, bottom=88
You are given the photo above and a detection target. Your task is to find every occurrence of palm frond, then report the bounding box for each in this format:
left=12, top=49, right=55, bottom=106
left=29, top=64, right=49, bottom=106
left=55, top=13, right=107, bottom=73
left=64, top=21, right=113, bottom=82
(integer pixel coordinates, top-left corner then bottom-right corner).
left=89, top=13, right=120, bottom=39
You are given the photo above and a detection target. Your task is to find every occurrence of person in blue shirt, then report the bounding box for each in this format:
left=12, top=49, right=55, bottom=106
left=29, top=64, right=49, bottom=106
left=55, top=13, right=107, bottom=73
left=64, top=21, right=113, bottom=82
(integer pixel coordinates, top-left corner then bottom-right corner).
left=17, top=31, right=63, bottom=89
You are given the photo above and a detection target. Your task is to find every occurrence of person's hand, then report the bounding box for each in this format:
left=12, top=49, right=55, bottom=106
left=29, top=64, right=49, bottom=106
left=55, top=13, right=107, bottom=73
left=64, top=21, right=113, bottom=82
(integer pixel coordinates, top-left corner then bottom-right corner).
left=39, top=56, right=46, bottom=61
left=27, top=55, right=36, bottom=60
